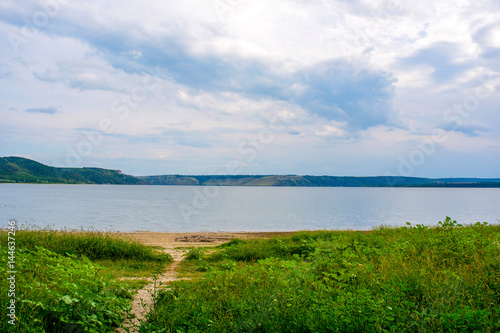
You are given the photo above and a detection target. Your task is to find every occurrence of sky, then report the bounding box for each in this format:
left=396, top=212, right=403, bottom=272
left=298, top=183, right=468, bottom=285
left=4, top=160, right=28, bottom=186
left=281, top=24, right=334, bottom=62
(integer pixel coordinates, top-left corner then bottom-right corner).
left=0, top=0, right=499, bottom=178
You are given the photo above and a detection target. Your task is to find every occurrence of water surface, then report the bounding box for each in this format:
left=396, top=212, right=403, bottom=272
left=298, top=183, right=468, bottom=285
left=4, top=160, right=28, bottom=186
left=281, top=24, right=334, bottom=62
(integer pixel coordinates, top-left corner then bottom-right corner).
left=0, top=184, right=498, bottom=232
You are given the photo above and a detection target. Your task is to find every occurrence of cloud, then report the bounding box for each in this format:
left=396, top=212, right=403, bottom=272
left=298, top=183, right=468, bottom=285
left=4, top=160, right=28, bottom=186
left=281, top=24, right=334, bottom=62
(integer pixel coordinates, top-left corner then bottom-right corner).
left=160, top=129, right=214, bottom=148
left=399, top=42, right=473, bottom=83
left=131, top=50, right=397, bottom=132
left=291, top=60, right=397, bottom=130
left=315, top=124, right=347, bottom=138
left=24, top=106, right=61, bottom=114
left=33, top=59, right=126, bottom=92
left=0, top=0, right=499, bottom=177
left=123, top=50, right=142, bottom=59
left=80, top=34, right=397, bottom=133
left=473, top=21, right=500, bottom=63
left=0, top=63, right=12, bottom=78
left=0, top=0, right=398, bottom=133
left=98, top=130, right=214, bottom=149
left=438, top=120, right=490, bottom=137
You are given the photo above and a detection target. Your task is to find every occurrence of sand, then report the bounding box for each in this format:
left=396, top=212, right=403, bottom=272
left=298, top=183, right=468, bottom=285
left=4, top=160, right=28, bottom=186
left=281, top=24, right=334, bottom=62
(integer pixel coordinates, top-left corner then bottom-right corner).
left=124, top=231, right=295, bottom=249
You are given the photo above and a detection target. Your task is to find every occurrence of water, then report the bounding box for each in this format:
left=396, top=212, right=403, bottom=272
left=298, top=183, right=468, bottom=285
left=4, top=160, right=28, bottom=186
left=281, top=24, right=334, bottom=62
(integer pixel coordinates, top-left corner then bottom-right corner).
left=0, top=184, right=498, bottom=232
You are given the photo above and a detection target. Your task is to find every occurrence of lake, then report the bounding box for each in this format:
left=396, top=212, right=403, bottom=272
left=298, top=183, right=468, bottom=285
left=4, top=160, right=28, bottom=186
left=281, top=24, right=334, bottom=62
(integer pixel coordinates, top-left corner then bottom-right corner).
left=0, top=184, right=498, bottom=232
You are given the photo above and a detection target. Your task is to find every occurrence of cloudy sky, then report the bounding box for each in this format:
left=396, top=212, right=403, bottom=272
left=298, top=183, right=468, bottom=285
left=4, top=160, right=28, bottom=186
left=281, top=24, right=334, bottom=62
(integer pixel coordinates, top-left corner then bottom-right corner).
left=1, top=0, right=499, bottom=177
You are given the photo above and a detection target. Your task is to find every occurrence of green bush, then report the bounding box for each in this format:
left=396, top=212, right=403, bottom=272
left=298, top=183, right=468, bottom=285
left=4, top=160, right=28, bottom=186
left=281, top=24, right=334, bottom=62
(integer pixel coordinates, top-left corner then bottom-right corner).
left=0, top=246, right=130, bottom=332
left=185, top=248, right=205, bottom=261
left=0, top=228, right=172, bottom=332
left=144, top=220, right=500, bottom=332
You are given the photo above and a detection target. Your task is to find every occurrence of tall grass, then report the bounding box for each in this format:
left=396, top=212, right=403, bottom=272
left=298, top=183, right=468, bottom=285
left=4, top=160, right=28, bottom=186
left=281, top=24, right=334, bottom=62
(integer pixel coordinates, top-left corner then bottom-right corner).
left=0, top=228, right=171, bottom=332
left=1, top=246, right=129, bottom=332
left=144, top=219, right=500, bottom=332
left=12, top=227, right=170, bottom=261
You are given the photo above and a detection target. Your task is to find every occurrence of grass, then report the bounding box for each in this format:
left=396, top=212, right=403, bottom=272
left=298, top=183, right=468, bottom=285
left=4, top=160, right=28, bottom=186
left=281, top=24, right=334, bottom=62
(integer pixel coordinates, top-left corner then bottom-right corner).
left=10, top=227, right=171, bottom=261
left=2, top=219, right=498, bottom=332
left=0, top=227, right=172, bottom=332
left=144, top=218, right=500, bottom=332
left=9, top=227, right=172, bottom=278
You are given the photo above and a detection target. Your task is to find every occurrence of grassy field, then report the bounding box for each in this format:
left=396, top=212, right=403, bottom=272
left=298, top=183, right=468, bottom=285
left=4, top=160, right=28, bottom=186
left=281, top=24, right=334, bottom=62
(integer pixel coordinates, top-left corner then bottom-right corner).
left=1, top=219, right=499, bottom=332
left=0, top=228, right=171, bottom=332
left=143, top=218, right=500, bottom=332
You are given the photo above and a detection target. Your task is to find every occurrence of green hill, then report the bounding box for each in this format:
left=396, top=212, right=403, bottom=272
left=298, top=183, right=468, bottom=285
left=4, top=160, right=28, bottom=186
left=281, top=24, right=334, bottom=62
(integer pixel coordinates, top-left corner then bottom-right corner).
left=0, top=156, right=145, bottom=184
left=1, top=156, right=499, bottom=187
left=141, top=174, right=500, bottom=187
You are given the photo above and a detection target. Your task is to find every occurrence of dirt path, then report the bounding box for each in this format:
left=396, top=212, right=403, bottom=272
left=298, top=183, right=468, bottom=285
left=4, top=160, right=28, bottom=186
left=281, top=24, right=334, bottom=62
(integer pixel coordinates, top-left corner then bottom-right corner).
left=117, top=248, right=188, bottom=333
left=117, top=232, right=289, bottom=332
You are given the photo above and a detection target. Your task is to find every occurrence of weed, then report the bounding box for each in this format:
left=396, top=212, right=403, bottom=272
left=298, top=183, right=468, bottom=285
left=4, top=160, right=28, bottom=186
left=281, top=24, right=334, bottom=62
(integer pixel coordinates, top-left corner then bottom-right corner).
left=185, top=248, right=205, bottom=261
left=143, top=219, right=500, bottom=332
left=0, top=228, right=172, bottom=332
left=11, top=227, right=171, bottom=262
left=0, top=246, right=129, bottom=332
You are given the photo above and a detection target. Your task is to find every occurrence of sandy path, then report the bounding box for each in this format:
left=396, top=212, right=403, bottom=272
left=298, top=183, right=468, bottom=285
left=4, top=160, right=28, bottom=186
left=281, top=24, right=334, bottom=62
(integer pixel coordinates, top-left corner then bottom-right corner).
left=117, top=232, right=291, bottom=332
left=118, top=248, right=188, bottom=332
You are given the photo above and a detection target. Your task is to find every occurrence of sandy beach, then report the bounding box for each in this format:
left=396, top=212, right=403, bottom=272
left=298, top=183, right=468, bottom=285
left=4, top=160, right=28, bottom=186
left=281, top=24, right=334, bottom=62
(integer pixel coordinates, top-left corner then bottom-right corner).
left=125, top=231, right=295, bottom=249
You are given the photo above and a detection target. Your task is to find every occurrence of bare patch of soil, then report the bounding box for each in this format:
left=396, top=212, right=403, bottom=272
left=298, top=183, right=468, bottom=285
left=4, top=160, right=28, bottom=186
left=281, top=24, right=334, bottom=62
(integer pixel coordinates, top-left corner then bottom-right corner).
left=124, top=231, right=294, bottom=249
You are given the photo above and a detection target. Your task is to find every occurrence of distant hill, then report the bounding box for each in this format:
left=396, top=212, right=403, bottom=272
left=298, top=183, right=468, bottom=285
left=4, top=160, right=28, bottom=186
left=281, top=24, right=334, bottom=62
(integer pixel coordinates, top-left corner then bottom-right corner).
left=1, top=156, right=500, bottom=187
left=0, top=156, right=145, bottom=184
left=140, top=174, right=500, bottom=187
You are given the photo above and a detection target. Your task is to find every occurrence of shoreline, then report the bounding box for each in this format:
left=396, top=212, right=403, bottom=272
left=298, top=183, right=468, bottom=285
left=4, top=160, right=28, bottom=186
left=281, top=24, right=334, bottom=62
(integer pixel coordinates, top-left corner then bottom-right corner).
left=124, top=231, right=299, bottom=249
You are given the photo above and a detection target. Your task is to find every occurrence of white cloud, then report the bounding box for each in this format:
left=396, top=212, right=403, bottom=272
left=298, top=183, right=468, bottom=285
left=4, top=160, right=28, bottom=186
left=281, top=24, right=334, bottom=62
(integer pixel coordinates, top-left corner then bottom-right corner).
left=0, top=0, right=499, bottom=176
left=315, top=123, right=348, bottom=138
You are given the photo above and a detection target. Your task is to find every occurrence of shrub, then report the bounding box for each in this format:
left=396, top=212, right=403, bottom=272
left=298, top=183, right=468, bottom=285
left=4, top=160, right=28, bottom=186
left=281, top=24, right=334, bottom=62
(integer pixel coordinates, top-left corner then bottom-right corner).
left=144, top=220, right=500, bottom=332
left=0, top=246, right=131, bottom=332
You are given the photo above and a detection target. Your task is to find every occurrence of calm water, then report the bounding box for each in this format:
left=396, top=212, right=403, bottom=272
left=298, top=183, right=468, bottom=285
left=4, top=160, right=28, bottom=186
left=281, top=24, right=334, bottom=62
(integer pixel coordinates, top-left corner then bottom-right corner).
left=0, top=184, right=498, bottom=232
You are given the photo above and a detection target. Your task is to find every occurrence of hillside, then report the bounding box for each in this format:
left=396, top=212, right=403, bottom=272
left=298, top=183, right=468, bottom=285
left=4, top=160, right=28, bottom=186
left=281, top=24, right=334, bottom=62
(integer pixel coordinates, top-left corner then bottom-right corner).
left=0, top=156, right=145, bottom=184
left=1, top=156, right=500, bottom=187
left=140, top=174, right=500, bottom=187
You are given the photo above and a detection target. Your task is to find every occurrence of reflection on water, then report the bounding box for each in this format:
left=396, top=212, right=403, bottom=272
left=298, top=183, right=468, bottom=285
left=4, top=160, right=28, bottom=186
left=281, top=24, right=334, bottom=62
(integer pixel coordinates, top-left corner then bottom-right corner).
left=0, top=184, right=499, bottom=232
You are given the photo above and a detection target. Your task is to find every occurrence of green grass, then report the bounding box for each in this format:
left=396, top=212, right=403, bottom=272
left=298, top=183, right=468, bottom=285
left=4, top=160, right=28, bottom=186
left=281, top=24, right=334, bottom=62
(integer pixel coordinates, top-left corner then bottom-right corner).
left=11, top=227, right=171, bottom=261
left=144, top=218, right=500, bottom=332
left=9, top=228, right=172, bottom=278
left=96, top=258, right=168, bottom=279
left=0, top=228, right=172, bottom=332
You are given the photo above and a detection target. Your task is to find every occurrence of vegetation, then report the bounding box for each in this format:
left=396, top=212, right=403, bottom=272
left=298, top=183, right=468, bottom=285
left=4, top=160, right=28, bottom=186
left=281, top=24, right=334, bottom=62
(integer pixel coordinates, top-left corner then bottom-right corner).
left=10, top=227, right=171, bottom=262
left=2, top=156, right=500, bottom=187
left=1, top=219, right=498, bottom=332
left=142, top=174, right=500, bottom=187
left=0, top=228, right=172, bottom=332
left=144, top=218, right=500, bottom=332
left=0, top=156, right=145, bottom=184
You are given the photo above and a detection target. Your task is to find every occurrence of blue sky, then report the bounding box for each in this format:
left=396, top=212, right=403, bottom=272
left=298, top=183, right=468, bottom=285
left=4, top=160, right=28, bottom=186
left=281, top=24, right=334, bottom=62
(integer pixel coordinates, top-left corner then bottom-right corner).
left=0, top=0, right=499, bottom=177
